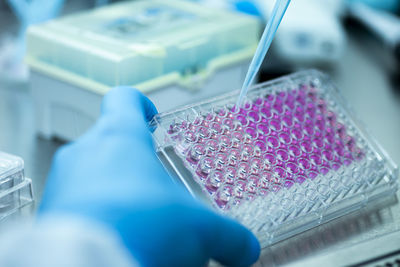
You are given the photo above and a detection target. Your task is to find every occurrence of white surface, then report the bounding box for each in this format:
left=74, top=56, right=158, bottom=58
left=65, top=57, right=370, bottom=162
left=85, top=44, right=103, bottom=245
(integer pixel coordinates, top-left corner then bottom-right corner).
left=288, top=228, right=400, bottom=267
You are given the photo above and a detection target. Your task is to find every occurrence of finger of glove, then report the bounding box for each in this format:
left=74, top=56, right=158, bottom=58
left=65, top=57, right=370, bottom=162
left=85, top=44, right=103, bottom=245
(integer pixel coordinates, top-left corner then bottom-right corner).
left=101, top=87, right=158, bottom=125
left=202, top=211, right=261, bottom=267
left=234, top=0, right=262, bottom=16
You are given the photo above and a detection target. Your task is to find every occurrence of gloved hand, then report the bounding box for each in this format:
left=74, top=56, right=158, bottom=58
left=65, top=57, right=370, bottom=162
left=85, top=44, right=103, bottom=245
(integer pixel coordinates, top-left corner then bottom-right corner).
left=39, top=87, right=260, bottom=267
left=234, top=0, right=262, bottom=17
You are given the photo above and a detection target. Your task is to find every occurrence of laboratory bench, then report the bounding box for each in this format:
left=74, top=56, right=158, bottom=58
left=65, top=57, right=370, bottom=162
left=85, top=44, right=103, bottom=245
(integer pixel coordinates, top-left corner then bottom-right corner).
left=1, top=8, right=400, bottom=267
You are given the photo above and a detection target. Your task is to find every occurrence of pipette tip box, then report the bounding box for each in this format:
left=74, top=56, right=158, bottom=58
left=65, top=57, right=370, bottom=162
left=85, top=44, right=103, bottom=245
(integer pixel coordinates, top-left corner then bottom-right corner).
left=150, top=70, right=398, bottom=247
left=0, top=152, right=34, bottom=221
left=26, top=0, right=260, bottom=141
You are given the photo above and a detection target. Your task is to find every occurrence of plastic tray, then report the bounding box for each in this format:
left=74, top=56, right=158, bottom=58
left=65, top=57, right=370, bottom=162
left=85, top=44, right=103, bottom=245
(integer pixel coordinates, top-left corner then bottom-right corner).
left=151, top=70, right=399, bottom=247
left=0, top=152, right=25, bottom=191
left=0, top=178, right=34, bottom=221
left=26, top=0, right=259, bottom=94
left=26, top=0, right=260, bottom=140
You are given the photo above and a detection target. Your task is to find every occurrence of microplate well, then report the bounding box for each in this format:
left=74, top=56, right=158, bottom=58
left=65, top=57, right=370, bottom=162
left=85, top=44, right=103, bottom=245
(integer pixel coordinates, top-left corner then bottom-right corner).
left=151, top=70, right=398, bottom=247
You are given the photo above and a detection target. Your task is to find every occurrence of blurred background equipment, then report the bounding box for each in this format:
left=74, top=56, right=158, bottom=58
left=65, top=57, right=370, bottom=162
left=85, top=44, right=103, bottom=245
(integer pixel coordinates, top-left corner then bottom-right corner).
left=193, top=0, right=399, bottom=76
left=95, top=0, right=109, bottom=6
left=0, top=0, right=120, bottom=83
left=191, top=0, right=347, bottom=74
left=26, top=0, right=260, bottom=141
left=256, top=0, right=346, bottom=72
left=0, top=0, right=65, bottom=82
left=347, top=2, right=400, bottom=64
left=345, top=0, right=400, bottom=12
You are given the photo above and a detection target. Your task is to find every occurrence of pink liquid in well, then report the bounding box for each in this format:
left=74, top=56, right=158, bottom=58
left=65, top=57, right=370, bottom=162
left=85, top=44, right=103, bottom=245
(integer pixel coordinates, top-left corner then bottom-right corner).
left=168, top=86, right=364, bottom=210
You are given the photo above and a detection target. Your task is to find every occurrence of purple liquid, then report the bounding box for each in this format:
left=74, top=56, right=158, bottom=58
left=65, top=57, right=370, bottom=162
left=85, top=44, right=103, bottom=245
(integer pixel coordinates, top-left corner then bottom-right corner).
left=168, top=86, right=364, bottom=210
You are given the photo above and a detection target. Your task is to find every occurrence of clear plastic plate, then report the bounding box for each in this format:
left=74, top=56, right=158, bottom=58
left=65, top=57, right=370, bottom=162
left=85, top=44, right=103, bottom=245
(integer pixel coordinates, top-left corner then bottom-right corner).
left=0, top=178, right=34, bottom=221
left=0, top=152, right=25, bottom=191
left=150, top=70, right=399, bottom=247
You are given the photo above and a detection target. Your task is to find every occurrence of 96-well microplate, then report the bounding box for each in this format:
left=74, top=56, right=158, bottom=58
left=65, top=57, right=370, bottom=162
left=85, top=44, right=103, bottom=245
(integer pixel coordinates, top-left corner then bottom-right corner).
left=151, top=70, right=398, bottom=246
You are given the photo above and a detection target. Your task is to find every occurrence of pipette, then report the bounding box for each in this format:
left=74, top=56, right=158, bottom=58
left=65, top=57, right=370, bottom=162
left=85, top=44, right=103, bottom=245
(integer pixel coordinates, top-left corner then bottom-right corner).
left=236, top=0, right=291, bottom=108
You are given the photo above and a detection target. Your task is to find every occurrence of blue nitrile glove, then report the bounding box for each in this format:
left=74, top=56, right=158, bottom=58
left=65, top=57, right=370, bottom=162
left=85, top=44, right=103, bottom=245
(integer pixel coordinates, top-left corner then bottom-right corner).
left=39, top=87, right=260, bottom=267
left=234, top=0, right=262, bottom=17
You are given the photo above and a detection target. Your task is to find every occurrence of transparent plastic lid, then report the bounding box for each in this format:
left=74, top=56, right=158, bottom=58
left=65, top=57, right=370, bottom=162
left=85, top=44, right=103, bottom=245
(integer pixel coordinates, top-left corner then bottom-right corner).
left=26, top=0, right=260, bottom=92
left=0, top=152, right=24, bottom=183
left=151, top=70, right=399, bottom=247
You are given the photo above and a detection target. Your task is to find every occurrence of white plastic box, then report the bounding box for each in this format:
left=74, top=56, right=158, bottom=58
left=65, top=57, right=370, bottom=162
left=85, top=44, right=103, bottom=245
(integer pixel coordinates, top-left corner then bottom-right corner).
left=150, top=70, right=399, bottom=247
left=26, top=0, right=260, bottom=141
left=0, top=152, right=34, bottom=220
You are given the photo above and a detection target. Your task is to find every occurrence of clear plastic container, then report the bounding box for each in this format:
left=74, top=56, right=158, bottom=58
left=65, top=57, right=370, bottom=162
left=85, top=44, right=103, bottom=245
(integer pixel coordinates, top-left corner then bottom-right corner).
left=26, top=0, right=260, bottom=140
left=151, top=70, right=399, bottom=247
left=26, top=0, right=259, bottom=93
left=0, top=152, right=25, bottom=191
left=0, top=152, right=34, bottom=220
left=0, top=178, right=34, bottom=221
